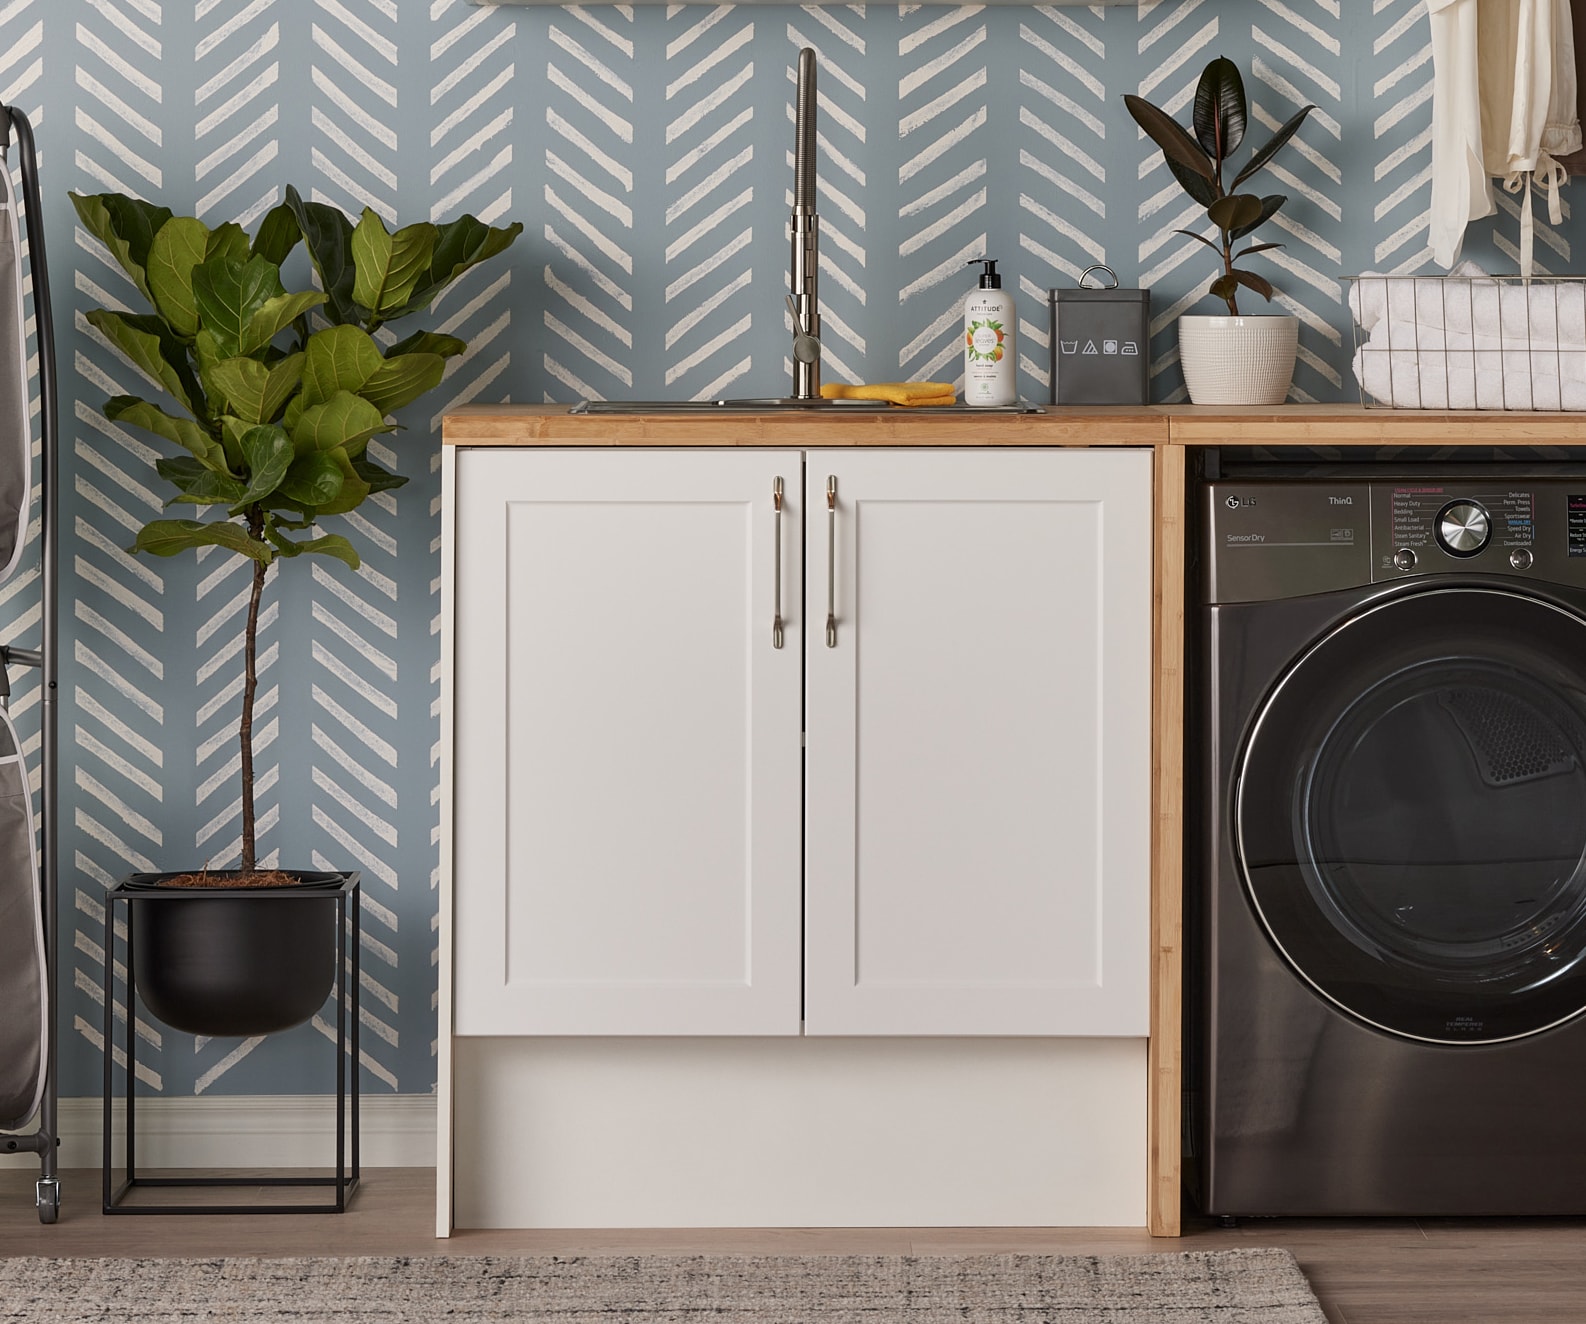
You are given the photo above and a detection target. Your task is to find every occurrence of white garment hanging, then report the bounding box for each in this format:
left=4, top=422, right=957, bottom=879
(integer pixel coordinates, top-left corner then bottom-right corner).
left=1428, top=0, right=1583, bottom=274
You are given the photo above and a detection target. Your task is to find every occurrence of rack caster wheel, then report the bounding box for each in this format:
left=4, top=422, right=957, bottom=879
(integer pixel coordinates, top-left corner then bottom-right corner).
left=36, top=1177, right=59, bottom=1224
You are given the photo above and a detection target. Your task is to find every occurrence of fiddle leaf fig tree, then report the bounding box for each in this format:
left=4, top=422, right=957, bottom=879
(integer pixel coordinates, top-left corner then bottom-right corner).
left=1124, top=57, right=1315, bottom=316
left=71, top=185, right=521, bottom=874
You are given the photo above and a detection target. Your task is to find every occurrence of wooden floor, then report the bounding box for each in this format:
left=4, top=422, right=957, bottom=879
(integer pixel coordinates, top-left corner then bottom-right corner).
left=2, top=1168, right=1584, bottom=1323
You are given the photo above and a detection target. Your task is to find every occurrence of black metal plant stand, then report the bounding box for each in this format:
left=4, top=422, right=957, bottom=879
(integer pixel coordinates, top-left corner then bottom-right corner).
left=101, top=874, right=361, bottom=1214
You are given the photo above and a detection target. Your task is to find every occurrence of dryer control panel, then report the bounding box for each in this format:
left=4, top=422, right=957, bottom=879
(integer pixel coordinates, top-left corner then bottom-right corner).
left=1208, top=479, right=1586, bottom=603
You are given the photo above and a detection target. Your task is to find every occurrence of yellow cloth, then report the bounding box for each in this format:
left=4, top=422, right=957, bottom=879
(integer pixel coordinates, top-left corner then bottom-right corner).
left=819, top=381, right=956, bottom=407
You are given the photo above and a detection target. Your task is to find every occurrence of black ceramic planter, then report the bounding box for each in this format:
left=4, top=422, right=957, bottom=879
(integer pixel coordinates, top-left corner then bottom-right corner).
left=124, top=870, right=350, bottom=1037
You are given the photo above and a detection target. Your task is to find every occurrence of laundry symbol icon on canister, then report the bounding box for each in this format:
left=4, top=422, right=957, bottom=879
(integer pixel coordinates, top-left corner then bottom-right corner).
left=1082, top=340, right=1099, bottom=355
left=1121, top=342, right=1139, bottom=355
left=1102, top=339, right=1118, bottom=355
left=1060, top=340, right=1078, bottom=355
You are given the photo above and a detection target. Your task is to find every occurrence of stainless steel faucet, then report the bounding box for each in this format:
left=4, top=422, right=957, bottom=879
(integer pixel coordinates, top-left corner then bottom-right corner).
left=790, top=47, right=821, bottom=401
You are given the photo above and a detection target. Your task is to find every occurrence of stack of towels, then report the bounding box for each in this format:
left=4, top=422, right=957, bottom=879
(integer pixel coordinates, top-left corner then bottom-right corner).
left=1350, top=262, right=1586, bottom=409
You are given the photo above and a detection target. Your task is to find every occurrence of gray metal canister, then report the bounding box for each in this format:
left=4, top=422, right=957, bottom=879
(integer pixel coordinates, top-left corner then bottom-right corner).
left=1048, top=266, right=1151, bottom=405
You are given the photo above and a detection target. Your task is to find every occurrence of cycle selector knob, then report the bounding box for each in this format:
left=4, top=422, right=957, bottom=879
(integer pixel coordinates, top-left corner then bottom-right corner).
left=1393, top=547, right=1418, bottom=572
left=1436, top=499, right=1491, bottom=557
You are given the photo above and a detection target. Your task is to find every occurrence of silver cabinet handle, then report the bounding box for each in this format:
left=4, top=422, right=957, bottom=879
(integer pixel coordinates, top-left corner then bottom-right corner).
left=772, top=477, right=785, bottom=649
left=825, top=475, right=837, bottom=648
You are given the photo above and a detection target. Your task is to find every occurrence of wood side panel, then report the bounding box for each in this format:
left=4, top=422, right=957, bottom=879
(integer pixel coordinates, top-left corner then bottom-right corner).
left=1148, top=444, right=1186, bottom=1237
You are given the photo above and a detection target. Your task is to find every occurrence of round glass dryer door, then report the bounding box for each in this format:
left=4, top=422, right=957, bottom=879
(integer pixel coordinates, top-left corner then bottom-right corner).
left=1237, top=586, right=1586, bottom=1043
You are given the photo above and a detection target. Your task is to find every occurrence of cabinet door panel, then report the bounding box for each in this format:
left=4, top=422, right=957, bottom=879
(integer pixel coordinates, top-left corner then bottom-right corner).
left=453, top=449, right=803, bottom=1035
left=804, top=449, right=1152, bottom=1036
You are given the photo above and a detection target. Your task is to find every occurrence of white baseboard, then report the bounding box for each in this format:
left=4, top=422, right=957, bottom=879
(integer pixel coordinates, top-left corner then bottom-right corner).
left=1, top=1094, right=436, bottom=1170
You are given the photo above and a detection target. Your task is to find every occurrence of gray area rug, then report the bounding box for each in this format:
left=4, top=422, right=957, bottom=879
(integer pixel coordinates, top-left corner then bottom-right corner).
left=0, top=1249, right=1326, bottom=1322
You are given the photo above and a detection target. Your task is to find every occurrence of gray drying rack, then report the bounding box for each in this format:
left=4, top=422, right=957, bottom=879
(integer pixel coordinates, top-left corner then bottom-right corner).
left=0, top=102, right=62, bottom=1225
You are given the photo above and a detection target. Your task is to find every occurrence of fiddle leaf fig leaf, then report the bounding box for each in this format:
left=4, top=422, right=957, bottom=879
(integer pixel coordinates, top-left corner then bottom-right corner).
left=239, top=291, right=325, bottom=356
left=399, top=215, right=524, bottom=316
left=351, top=209, right=437, bottom=318
left=205, top=222, right=252, bottom=264
left=292, top=532, right=360, bottom=569
left=69, top=192, right=173, bottom=301
left=87, top=310, right=204, bottom=416
left=191, top=254, right=286, bottom=359
left=285, top=185, right=358, bottom=325
left=103, top=395, right=226, bottom=469
left=1193, top=56, right=1246, bottom=159
left=350, top=455, right=409, bottom=495
left=204, top=352, right=304, bottom=425
left=279, top=451, right=345, bottom=506
left=145, top=217, right=209, bottom=339
left=132, top=518, right=273, bottom=562
left=302, top=325, right=383, bottom=408
left=251, top=202, right=302, bottom=266
left=230, top=424, right=295, bottom=512
left=291, top=389, right=390, bottom=458
left=311, top=446, right=373, bottom=516
left=156, top=456, right=247, bottom=507
left=360, top=352, right=445, bottom=416
left=386, top=329, right=467, bottom=360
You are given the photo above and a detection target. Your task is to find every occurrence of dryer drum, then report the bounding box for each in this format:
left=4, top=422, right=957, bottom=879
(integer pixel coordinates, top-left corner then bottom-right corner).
left=1237, top=584, right=1586, bottom=1045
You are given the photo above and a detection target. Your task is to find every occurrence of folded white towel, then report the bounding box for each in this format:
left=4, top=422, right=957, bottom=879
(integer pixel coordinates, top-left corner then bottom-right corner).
left=1349, top=265, right=1586, bottom=351
left=1353, top=342, right=1586, bottom=409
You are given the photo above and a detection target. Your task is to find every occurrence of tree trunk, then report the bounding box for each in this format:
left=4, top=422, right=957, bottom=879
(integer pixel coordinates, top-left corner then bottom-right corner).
left=239, top=508, right=269, bottom=874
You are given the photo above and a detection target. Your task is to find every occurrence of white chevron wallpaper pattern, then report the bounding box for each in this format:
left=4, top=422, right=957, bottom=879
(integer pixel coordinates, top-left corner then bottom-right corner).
left=0, top=0, right=1566, bottom=1098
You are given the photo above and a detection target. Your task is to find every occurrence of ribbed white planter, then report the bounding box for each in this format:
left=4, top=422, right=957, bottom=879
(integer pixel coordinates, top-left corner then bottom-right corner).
left=1178, top=313, right=1299, bottom=405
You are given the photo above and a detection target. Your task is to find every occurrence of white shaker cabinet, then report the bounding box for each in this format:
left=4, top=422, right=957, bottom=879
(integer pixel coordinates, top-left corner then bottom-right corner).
left=451, top=449, right=804, bottom=1035
left=804, top=449, right=1152, bottom=1035
left=451, top=446, right=1150, bottom=1039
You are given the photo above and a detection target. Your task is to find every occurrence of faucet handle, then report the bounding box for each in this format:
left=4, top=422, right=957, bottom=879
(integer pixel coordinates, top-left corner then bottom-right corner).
left=786, top=294, right=821, bottom=365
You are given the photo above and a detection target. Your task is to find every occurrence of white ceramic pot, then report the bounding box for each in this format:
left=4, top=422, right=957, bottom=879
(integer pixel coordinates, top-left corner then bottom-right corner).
left=1178, top=313, right=1299, bottom=405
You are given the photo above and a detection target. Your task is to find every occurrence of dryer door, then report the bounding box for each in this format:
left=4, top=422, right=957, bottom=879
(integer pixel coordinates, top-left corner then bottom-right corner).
left=1238, top=585, right=1586, bottom=1043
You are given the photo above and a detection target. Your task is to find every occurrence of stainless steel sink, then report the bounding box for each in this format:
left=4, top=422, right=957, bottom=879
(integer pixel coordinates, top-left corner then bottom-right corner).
left=569, top=398, right=1044, bottom=414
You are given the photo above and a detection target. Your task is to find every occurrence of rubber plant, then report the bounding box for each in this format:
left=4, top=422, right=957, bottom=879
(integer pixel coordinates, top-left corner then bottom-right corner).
left=1124, top=57, right=1315, bottom=316
left=71, top=187, right=521, bottom=876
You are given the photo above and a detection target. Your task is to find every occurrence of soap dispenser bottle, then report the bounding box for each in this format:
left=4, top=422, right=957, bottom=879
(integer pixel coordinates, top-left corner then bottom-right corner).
left=964, top=259, right=1016, bottom=407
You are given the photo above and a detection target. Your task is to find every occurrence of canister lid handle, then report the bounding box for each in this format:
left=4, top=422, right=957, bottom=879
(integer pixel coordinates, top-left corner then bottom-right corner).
left=1078, top=264, right=1119, bottom=290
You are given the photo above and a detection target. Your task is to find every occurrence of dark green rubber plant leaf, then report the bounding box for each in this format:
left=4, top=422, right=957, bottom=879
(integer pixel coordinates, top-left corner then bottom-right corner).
left=230, top=424, right=296, bottom=512
left=1232, top=104, right=1316, bottom=191
left=1193, top=56, right=1246, bottom=160
left=104, top=395, right=226, bottom=470
left=360, top=353, right=446, bottom=416
left=145, top=217, right=209, bottom=339
left=191, top=254, right=286, bottom=360
left=132, top=518, right=273, bottom=562
left=1208, top=193, right=1265, bottom=236
left=1167, top=157, right=1220, bottom=209
left=285, top=184, right=358, bottom=325
left=87, top=310, right=205, bottom=417
left=301, top=325, right=383, bottom=408
left=69, top=192, right=173, bottom=302
left=279, top=451, right=346, bottom=507
left=1235, top=242, right=1286, bottom=259
left=351, top=209, right=437, bottom=319
left=1228, top=195, right=1288, bottom=242
left=251, top=202, right=302, bottom=267
left=1123, top=94, right=1215, bottom=182
left=1173, top=228, right=1224, bottom=256
left=1231, top=268, right=1276, bottom=301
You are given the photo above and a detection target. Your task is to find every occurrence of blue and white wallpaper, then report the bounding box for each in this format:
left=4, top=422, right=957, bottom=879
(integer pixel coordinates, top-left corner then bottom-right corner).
left=3, top=0, right=1568, bottom=1099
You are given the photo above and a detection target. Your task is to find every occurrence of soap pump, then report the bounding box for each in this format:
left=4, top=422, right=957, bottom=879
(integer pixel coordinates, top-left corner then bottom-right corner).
left=963, top=258, right=1016, bottom=407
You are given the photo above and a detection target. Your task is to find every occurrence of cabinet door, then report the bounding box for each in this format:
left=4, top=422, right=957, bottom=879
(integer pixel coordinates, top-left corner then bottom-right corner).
left=452, top=449, right=803, bottom=1035
left=804, top=449, right=1152, bottom=1036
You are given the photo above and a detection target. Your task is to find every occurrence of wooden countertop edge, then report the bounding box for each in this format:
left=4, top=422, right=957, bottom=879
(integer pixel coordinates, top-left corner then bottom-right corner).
left=443, top=403, right=1586, bottom=446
